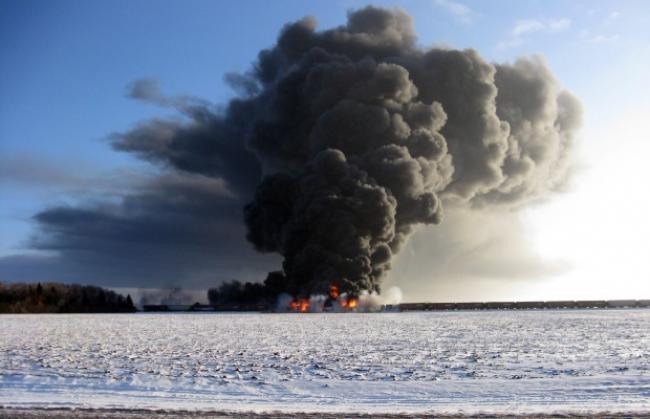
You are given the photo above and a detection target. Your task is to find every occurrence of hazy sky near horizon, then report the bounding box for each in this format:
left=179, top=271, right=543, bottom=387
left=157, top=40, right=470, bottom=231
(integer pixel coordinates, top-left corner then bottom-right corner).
left=1, top=0, right=649, bottom=301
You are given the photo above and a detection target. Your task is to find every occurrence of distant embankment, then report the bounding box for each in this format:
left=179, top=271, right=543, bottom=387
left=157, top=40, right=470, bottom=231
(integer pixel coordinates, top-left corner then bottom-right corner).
left=396, top=300, right=650, bottom=311
left=0, top=282, right=136, bottom=314
left=141, top=300, right=650, bottom=312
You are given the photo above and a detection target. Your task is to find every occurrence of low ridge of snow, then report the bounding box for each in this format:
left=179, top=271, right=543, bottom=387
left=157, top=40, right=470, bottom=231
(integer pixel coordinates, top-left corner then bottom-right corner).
left=1, top=310, right=649, bottom=414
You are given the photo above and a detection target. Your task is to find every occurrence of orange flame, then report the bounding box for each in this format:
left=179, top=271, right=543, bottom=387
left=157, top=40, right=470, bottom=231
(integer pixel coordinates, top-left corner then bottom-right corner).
left=338, top=297, right=357, bottom=310
left=329, top=284, right=340, bottom=300
left=300, top=299, right=309, bottom=312
left=290, top=298, right=310, bottom=312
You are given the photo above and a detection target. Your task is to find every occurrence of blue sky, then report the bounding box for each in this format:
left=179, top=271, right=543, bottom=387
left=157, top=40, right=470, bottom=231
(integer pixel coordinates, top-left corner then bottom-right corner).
left=1, top=0, right=649, bottom=300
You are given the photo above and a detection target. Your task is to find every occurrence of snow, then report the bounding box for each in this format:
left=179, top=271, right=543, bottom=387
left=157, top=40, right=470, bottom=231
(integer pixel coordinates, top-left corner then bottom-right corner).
left=1, top=310, right=649, bottom=414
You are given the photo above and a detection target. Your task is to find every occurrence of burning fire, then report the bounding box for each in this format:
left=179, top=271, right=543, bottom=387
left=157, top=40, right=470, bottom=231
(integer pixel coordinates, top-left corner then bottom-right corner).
left=340, top=297, right=358, bottom=309
left=287, top=284, right=358, bottom=312
left=332, top=283, right=358, bottom=309
left=329, top=284, right=340, bottom=300
left=289, top=298, right=310, bottom=312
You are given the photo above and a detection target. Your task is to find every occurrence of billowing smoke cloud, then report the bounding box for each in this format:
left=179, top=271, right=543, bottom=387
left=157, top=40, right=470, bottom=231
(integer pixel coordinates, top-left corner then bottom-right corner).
left=20, top=6, right=580, bottom=297
left=238, top=7, right=581, bottom=296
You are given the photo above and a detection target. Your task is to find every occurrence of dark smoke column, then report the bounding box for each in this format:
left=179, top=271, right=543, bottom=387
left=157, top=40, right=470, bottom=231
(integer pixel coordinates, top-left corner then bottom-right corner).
left=242, top=7, right=581, bottom=297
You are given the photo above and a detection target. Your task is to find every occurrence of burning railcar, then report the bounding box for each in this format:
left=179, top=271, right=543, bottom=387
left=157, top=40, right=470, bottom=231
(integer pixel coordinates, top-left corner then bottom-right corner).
left=284, top=284, right=359, bottom=313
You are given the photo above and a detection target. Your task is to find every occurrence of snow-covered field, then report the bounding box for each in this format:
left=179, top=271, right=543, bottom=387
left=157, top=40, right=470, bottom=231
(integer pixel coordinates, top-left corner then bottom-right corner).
left=1, top=310, right=649, bottom=415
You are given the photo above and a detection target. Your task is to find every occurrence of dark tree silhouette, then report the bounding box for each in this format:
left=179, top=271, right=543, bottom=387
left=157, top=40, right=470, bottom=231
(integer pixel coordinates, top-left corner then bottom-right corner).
left=0, top=282, right=136, bottom=313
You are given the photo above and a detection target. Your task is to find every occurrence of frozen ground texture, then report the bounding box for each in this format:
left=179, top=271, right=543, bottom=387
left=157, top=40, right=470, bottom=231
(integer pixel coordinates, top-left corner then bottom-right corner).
left=1, top=310, right=649, bottom=415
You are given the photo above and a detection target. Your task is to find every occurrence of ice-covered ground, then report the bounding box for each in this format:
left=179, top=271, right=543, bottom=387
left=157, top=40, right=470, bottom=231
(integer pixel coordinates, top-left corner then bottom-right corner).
left=1, top=310, right=649, bottom=415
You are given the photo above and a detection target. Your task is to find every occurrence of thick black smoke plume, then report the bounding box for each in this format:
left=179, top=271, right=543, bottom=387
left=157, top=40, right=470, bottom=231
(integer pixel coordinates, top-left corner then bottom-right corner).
left=32, top=7, right=581, bottom=297
left=239, top=7, right=580, bottom=296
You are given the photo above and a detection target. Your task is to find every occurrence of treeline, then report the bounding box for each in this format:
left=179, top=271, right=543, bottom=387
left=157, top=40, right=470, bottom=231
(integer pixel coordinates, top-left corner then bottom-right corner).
left=207, top=271, right=285, bottom=305
left=0, top=282, right=136, bottom=314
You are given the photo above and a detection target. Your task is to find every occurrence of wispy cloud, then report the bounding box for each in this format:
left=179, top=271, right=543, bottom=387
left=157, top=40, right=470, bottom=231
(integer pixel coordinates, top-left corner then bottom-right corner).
left=511, top=20, right=544, bottom=36
left=497, top=17, right=571, bottom=51
left=579, top=9, right=621, bottom=44
left=580, top=30, right=620, bottom=44
left=512, top=18, right=571, bottom=36
left=433, top=0, right=474, bottom=24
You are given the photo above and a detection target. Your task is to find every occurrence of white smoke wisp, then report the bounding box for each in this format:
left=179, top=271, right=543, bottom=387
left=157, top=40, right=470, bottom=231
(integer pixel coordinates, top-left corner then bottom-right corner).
left=358, top=286, right=403, bottom=312
left=308, top=294, right=327, bottom=312
left=275, top=293, right=294, bottom=312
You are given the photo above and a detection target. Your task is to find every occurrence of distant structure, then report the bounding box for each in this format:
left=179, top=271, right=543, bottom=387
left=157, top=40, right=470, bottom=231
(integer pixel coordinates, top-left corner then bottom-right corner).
left=140, top=300, right=650, bottom=312
left=395, top=300, right=650, bottom=311
left=142, top=303, right=269, bottom=312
